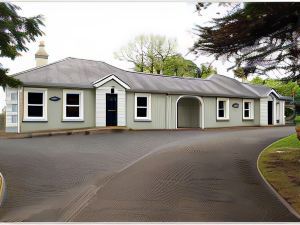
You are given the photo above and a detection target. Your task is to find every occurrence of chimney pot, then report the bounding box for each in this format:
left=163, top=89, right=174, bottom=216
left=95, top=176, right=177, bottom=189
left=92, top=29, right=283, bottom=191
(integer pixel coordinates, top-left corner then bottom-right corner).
left=35, top=41, right=48, bottom=67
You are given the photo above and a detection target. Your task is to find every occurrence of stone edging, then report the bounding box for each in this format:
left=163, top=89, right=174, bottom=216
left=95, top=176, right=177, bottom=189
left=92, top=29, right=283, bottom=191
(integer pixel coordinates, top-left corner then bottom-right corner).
left=0, top=172, right=6, bottom=207
left=257, top=139, right=300, bottom=220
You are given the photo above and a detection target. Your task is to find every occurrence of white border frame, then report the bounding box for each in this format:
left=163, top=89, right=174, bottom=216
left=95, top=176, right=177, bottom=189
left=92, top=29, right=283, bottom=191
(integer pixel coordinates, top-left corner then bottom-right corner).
left=134, top=93, right=151, bottom=121
left=93, top=74, right=131, bottom=89
left=63, top=89, right=84, bottom=121
left=217, top=97, right=230, bottom=120
left=243, top=99, right=254, bottom=120
left=175, top=95, right=205, bottom=129
left=23, top=87, right=48, bottom=122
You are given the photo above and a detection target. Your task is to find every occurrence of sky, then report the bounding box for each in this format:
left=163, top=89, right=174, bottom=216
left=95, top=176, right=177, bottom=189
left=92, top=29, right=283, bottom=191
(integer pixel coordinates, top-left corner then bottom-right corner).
left=0, top=2, right=234, bottom=110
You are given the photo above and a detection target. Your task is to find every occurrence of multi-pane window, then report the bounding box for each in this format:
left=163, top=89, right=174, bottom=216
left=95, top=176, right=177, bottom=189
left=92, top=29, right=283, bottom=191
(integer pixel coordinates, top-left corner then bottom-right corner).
left=28, top=92, right=44, bottom=117
left=11, top=115, right=17, bottom=123
left=243, top=100, right=254, bottom=120
left=218, top=101, right=225, bottom=118
left=66, top=94, right=80, bottom=117
left=11, top=93, right=17, bottom=101
left=135, top=93, right=151, bottom=120
left=24, top=88, right=47, bottom=121
left=12, top=104, right=18, bottom=113
left=217, top=98, right=229, bottom=120
left=63, top=90, right=84, bottom=120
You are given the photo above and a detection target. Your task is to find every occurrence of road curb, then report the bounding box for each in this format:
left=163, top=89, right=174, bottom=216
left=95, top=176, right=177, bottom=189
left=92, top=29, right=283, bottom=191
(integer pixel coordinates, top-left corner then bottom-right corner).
left=257, top=139, right=300, bottom=220
left=0, top=172, right=6, bottom=207
left=0, top=127, right=129, bottom=139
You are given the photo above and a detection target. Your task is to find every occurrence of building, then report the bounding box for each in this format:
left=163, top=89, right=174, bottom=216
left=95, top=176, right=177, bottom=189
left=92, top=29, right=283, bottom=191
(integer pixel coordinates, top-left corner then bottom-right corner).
left=5, top=42, right=287, bottom=133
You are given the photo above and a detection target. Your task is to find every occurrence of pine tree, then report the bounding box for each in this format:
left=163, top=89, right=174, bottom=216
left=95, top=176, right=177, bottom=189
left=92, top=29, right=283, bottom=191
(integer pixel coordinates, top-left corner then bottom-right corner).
left=192, top=3, right=300, bottom=81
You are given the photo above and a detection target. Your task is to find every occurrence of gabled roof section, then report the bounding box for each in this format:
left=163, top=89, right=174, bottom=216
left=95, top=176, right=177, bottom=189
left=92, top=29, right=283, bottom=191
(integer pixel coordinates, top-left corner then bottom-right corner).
left=11, top=57, right=284, bottom=99
left=93, top=74, right=131, bottom=89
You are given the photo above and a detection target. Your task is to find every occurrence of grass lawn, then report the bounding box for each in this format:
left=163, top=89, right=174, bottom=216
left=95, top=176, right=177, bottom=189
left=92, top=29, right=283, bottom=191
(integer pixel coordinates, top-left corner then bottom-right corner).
left=258, top=134, right=300, bottom=214
left=295, top=116, right=300, bottom=125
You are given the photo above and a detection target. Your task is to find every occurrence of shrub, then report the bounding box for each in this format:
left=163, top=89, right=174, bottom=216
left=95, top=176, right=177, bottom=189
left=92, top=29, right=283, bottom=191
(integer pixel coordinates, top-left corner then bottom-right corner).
left=0, top=113, right=5, bottom=131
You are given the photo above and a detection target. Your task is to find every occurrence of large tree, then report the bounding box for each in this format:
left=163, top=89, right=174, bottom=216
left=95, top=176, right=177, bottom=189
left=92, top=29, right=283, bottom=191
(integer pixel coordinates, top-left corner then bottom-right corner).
left=192, top=3, right=300, bottom=81
left=0, top=2, right=44, bottom=87
left=163, top=54, right=200, bottom=77
left=115, top=34, right=177, bottom=74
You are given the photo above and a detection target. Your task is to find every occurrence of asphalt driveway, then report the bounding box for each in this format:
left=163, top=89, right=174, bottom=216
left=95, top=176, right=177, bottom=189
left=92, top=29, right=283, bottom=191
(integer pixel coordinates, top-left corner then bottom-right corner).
left=0, top=126, right=297, bottom=221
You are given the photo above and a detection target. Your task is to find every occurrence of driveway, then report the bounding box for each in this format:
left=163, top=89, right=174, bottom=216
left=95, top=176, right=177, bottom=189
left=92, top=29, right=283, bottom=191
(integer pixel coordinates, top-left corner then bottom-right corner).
left=0, top=126, right=297, bottom=222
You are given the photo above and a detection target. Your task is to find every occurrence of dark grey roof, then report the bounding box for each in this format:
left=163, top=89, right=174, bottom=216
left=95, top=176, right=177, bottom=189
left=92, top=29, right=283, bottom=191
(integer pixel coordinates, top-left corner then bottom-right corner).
left=12, top=57, right=281, bottom=99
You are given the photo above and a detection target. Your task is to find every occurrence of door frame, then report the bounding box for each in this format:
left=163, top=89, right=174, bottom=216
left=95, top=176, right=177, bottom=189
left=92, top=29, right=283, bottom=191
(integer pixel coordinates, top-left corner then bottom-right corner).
left=106, top=93, right=118, bottom=126
left=268, top=100, right=273, bottom=125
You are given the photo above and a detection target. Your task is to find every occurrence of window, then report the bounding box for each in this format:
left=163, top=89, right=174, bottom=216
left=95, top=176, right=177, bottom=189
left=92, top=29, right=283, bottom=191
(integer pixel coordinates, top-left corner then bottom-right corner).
left=243, top=99, right=254, bottom=120
left=11, top=115, right=17, bottom=124
left=135, top=93, right=151, bottom=121
left=217, top=98, right=229, bottom=120
left=63, top=90, right=84, bottom=121
left=12, top=104, right=18, bottom=113
left=24, top=88, right=47, bottom=121
left=11, top=93, right=17, bottom=101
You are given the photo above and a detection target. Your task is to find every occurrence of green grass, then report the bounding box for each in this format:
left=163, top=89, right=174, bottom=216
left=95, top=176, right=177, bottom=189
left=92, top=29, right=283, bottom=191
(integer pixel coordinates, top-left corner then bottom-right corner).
left=295, top=116, right=300, bottom=125
left=258, top=134, right=300, bottom=214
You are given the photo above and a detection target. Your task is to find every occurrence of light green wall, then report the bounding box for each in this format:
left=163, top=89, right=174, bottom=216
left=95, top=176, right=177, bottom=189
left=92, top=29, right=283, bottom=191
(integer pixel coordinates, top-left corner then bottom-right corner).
left=126, top=92, right=166, bottom=129
left=202, top=97, right=260, bottom=128
left=177, top=98, right=200, bottom=128
left=20, top=87, right=261, bottom=132
left=165, top=95, right=259, bottom=129
left=21, top=88, right=95, bottom=132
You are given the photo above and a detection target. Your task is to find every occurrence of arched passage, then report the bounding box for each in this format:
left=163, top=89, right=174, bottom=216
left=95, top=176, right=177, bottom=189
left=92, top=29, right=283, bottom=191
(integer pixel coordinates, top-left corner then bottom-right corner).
left=176, top=96, right=204, bottom=129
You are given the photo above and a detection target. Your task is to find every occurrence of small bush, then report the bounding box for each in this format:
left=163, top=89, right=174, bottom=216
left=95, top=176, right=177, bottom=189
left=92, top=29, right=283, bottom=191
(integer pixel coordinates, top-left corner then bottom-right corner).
left=0, top=113, right=5, bottom=131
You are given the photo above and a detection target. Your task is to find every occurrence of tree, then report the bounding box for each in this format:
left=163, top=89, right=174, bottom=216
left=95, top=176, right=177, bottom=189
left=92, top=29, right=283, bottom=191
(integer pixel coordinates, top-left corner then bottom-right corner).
left=0, top=2, right=44, bottom=87
left=114, top=35, right=148, bottom=72
left=199, top=64, right=217, bottom=79
left=250, top=76, right=300, bottom=98
left=115, top=34, right=177, bottom=74
left=163, top=54, right=199, bottom=77
left=192, top=3, right=300, bottom=81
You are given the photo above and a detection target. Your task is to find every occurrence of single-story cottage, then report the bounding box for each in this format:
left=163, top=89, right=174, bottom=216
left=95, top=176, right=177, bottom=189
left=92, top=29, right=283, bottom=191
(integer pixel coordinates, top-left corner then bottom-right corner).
left=5, top=42, right=287, bottom=133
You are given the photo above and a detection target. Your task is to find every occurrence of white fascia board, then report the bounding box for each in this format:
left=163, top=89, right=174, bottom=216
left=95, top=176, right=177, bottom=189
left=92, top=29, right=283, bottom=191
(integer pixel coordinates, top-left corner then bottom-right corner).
left=93, top=74, right=131, bottom=90
left=266, top=89, right=280, bottom=99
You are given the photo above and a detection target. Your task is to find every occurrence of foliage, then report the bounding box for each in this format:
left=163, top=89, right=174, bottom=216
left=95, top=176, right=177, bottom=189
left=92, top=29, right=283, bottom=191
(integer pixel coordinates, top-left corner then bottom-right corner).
left=198, top=64, right=217, bottom=79
left=233, top=67, right=247, bottom=80
left=192, top=2, right=300, bottom=81
left=250, top=76, right=300, bottom=98
left=163, top=54, right=200, bottom=77
left=0, top=113, right=5, bottom=131
left=0, top=2, right=44, bottom=88
left=115, top=34, right=177, bottom=74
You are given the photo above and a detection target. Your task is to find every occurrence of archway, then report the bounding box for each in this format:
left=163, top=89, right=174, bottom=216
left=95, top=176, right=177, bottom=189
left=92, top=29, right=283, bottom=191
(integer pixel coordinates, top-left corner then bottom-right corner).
left=176, top=96, right=204, bottom=129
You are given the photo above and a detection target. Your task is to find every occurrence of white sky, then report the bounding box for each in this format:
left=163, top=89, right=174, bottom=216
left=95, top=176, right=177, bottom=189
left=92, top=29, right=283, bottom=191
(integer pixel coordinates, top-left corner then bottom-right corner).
left=0, top=2, right=234, bottom=110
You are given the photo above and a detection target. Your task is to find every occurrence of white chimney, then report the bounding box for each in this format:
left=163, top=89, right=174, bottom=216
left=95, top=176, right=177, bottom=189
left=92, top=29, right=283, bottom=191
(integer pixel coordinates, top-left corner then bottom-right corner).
left=35, top=41, right=48, bottom=67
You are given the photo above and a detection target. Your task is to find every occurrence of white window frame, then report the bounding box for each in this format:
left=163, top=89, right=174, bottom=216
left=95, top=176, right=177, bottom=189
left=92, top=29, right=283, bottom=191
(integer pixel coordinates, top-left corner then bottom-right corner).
left=243, top=99, right=254, bottom=120
left=134, top=93, right=151, bottom=121
left=217, top=98, right=230, bottom=120
left=23, top=88, right=48, bottom=121
left=63, top=89, right=84, bottom=121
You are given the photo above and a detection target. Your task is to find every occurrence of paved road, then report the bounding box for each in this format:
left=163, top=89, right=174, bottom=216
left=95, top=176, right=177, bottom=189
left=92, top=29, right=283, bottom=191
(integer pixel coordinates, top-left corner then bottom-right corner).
left=0, top=127, right=297, bottom=222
